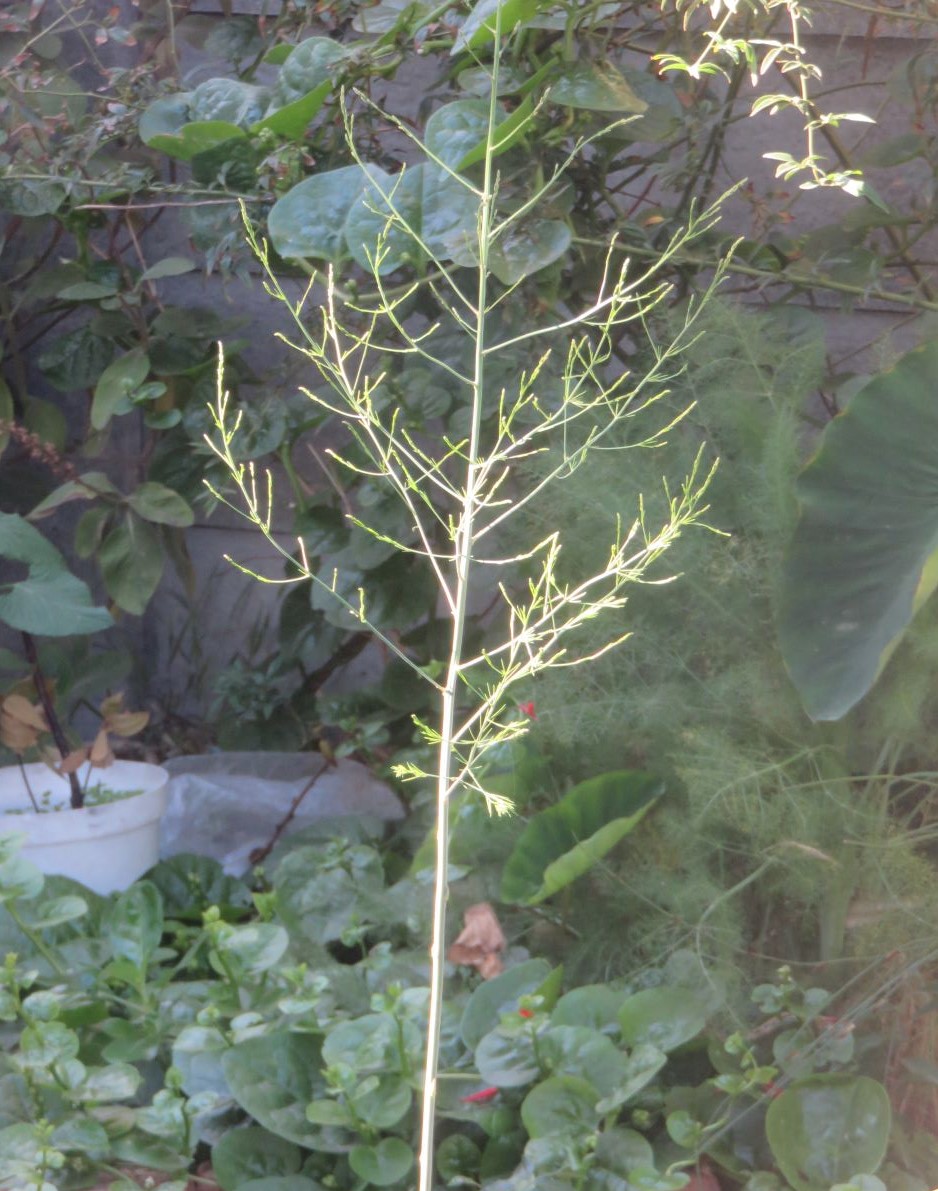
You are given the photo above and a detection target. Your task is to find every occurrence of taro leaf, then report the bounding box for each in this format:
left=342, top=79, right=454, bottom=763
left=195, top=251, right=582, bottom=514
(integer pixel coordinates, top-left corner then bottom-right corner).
left=146, top=854, right=251, bottom=920
left=349, top=1138, right=413, bottom=1186
left=489, top=219, right=571, bottom=285
left=146, top=121, right=246, bottom=162
left=777, top=340, right=938, bottom=721
left=551, top=62, right=648, bottom=113
left=453, top=0, right=541, bottom=52
left=521, top=1075, right=600, bottom=1139
left=38, top=326, right=114, bottom=391
left=0, top=513, right=112, bottom=635
left=127, top=483, right=195, bottom=528
left=139, top=93, right=193, bottom=143
left=461, top=958, right=553, bottom=1049
left=617, top=987, right=709, bottom=1053
left=343, top=166, right=423, bottom=276
left=766, top=1076, right=891, bottom=1191
left=268, top=165, right=376, bottom=261
left=500, top=770, right=662, bottom=904
left=539, top=1026, right=631, bottom=1096
left=98, top=512, right=163, bottom=615
left=222, top=1032, right=327, bottom=1147
left=91, top=349, right=151, bottom=429
left=212, top=1126, right=302, bottom=1191
left=105, top=882, right=163, bottom=971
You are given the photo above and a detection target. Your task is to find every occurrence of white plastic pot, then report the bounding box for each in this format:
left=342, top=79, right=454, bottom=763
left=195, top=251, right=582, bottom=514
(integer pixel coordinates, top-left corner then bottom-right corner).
left=0, top=761, right=168, bottom=894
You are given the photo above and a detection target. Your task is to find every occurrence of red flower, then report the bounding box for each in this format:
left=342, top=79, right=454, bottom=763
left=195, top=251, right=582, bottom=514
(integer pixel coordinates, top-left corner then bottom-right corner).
left=518, top=1008, right=534, bottom=1019
left=518, top=701, right=537, bottom=720
left=461, top=1087, right=499, bottom=1104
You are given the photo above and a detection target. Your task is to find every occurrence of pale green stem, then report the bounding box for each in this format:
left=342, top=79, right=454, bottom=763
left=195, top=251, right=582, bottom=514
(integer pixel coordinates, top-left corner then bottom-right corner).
left=416, top=46, right=502, bottom=1191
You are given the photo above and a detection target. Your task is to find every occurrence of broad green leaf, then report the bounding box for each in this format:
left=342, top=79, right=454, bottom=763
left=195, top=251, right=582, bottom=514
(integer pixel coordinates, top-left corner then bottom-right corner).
left=145, top=853, right=251, bottom=921
left=105, top=882, right=164, bottom=970
left=58, top=281, right=118, bottom=300
left=0, top=179, right=66, bottom=216
left=28, top=473, right=117, bottom=520
left=0, top=853, right=44, bottom=902
left=77, top=1063, right=141, bottom=1101
left=521, top=1075, right=599, bottom=1138
left=38, top=326, right=114, bottom=391
left=475, top=1028, right=540, bottom=1087
left=212, top=1126, right=302, bottom=1191
left=215, top=922, right=289, bottom=975
left=222, top=1032, right=326, bottom=1146
left=457, top=95, right=535, bottom=170
left=617, top=987, right=709, bottom=1053
left=0, top=513, right=112, bottom=635
left=539, top=1026, right=630, bottom=1096
left=147, top=121, right=246, bottom=162
left=91, top=349, right=151, bottom=429
left=453, top=0, right=540, bottom=52
left=437, top=1134, right=482, bottom=1182
left=766, top=1076, right=891, bottom=1191
left=777, top=340, right=938, bottom=720
left=29, top=896, right=87, bottom=928
left=140, top=257, right=196, bottom=281
left=551, top=62, right=648, bottom=112
left=274, top=37, right=349, bottom=104
left=489, top=219, right=571, bottom=284
left=595, top=1044, right=668, bottom=1113
left=343, top=165, right=423, bottom=275
left=274, top=844, right=386, bottom=945
left=127, top=483, right=194, bottom=528
left=461, top=958, right=552, bottom=1048
left=551, top=984, right=627, bottom=1032
left=254, top=80, right=332, bottom=139
left=323, top=1013, right=421, bottom=1075
left=99, top=512, right=163, bottom=614
left=425, top=99, right=492, bottom=169
left=348, top=1138, right=413, bottom=1186
left=500, top=770, right=663, bottom=904
left=139, top=93, right=193, bottom=143
left=50, top=1117, right=108, bottom=1156
left=268, top=166, right=376, bottom=261
left=421, top=164, right=480, bottom=266
left=189, top=78, right=269, bottom=126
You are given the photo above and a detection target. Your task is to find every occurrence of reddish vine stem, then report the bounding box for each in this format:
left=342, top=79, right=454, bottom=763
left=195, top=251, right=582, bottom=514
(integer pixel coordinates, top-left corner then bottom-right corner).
left=21, top=632, right=83, bottom=809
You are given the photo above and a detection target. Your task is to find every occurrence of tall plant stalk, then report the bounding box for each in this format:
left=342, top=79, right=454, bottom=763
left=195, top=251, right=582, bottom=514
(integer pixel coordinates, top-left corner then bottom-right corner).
left=207, top=40, right=730, bottom=1191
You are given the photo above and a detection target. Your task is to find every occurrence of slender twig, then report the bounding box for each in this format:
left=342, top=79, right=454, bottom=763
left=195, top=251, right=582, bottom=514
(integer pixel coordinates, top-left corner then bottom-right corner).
left=20, top=633, right=82, bottom=809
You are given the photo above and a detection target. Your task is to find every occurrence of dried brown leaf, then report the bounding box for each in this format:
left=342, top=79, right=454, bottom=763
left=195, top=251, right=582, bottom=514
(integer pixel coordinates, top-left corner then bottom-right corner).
left=448, top=902, right=507, bottom=979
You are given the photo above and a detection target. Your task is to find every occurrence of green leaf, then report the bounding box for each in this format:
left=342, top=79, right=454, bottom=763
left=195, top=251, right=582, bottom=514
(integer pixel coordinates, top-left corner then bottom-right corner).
left=777, top=340, right=938, bottom=720
left=139, top=93, right=193, bottom=143
left=268, top=165, right=376, bottom=261
left=215, top=922, right=289, bottom=975
left=24, top=396, right=67, bottom=450
left=343, top=165, right=423, bottom=276
left=127, top=483, right=195, bottom=528
left=105, top=882, right=164, bottom=970
left=421, top=163, right=480, bottom=266
left=0, top=179, right=66, bottom=216
left=475, top=1028, right=540, bottom=1087
left=617, top=987, right=709, bottom=1053
left=29, top=896, right=87, bottom=928
left=453, top=0, right=540, bottom=52
left=99, top=512, right=163, bottom=614
left=539, top=1026, right=631, bottom=1096
left=273, top=37, right=348, bottom=104
left=0, top=513, right=112, bottom=635
left=500, top=770, right=662, bottom=904
left=28, top=473, right=117, bottom=520
left=222, top=1032, right=326, bottom=1147
left=489, top=219, right=571, bottom=285
left=551, top=62, right=648, bottom=113
left=145, top=853, right=251, bottom=921
left=38, top=326, right=114, bottom=391
left=58, top=281, right=119, bottom=300
left=425, top=99, right=493, bottom=169
left=147, top=120, right=246, bottom=162
left=212, top=1127, right=302, bottom=1191
left=140, top=257, right=196, bottom=282
left=766, top=1076, right=891, bottom=1191
left=0, top=853, right=44, bottom=902
left=348, top=1138, right=413, bottom=1186
left=77, top=1062, right=141, bottom=1101
left=91, top=349, right=151, bottom=429
left=50, top=1117, right=108, bottom=1157
left=190, top=78, right=269, bottom=126
left=551, top=984, right=627, bottom=1033
left=521, top=1075, right=600, bottom=1138
left=437, top=1134, right=482, bottom=1181
left=457, top=95, right=535, bottom=170
left=240, top=1180, right=325, bottom=1191
left=254, top=80, right=332, bottom=139
left=461, top=958, right=552, bottom=1048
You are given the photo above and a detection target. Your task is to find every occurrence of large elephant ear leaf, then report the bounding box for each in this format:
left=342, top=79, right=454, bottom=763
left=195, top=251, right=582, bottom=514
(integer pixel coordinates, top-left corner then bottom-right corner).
left=777, top=339, right=938, bottom=722
left=500, top=770, right=662, bottom=905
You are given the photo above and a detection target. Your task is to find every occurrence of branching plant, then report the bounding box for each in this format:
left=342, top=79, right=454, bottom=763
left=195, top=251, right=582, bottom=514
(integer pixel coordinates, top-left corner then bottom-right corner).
left=205, top=41, right=730, bottom=1191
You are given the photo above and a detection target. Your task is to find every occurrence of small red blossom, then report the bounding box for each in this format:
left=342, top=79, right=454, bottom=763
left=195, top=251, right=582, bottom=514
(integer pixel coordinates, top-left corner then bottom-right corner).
left=518, top=1008, right=534, bottom=1019
left=518, top=701, right=537, bottom=720
left=461, top=1087, right=499, bottom=1104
